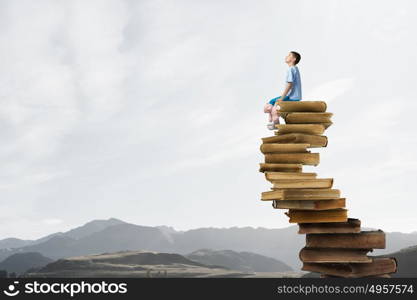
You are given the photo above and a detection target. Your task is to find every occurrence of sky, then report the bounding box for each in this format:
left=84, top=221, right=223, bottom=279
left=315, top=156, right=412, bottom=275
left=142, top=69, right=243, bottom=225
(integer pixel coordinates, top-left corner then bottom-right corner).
left=0, top=0, right=416, bottom=239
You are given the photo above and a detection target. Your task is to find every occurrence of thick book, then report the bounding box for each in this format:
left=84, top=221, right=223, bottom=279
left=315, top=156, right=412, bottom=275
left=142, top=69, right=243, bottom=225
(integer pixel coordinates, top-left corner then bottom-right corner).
left=272, top=198, right=345, bottom=210
left=265, top=171, right=317, bottom=181
left=260, top=143, right=310, bottom=154
left=275, top=124, right=326, bottom=135
left=278, top=101, right=327, bottom=113
left=283, top=112, right=333, bottom=123
left=264, top=153, right=320, bottom=166
left=261, top=188, right=341, bottom=201
left=302, top=257, right=397, bottom=278
left=262, top=133, right=328, bottom=148
left=298, top=218, right=361, bottom=234
left=259, top=163, right=302, bottom=173
left=272, top=178, right=333, bottom=189
left=306, top=230, right=386, bottom=249
left=299, top=247, right=372, bottom=263
left=285, top=208, right=348, bottom=223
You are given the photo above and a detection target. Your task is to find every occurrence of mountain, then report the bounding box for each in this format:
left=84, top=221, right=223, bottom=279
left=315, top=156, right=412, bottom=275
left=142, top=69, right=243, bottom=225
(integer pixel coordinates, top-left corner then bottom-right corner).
left=172, top=226, right=304, bottom=269
left=63, top=218, right=126, bottom=240
left=0, top=223, right=302, bottom=268
left=0, top=218, right=127, bottom=252
left=186, top=248, right=293, bottom=272
left=0, top=238, right=33, bottom=249
left=0, top=218, right=128, bottom=260
left=0, top=252, right=53, bottom=274
left=12, top=236, right=79, bottom=261
left=0, top=223, right=175, bottom=262
left=71, top=223, right=175, bottom=254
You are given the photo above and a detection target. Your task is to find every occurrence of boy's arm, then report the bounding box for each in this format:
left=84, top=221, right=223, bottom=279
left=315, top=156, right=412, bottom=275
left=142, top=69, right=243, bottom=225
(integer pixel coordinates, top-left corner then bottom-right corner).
left=274, top=82, right=293, bottom=106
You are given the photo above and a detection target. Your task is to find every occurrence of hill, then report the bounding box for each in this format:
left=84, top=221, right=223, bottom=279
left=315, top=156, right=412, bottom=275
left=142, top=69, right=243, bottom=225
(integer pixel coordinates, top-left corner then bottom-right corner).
left=0, top=252, right=53, bottom=274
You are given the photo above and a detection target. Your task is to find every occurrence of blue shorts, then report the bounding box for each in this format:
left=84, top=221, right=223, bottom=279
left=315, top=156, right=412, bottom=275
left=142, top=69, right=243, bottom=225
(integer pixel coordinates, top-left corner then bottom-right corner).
left=268, top=96, right=300, bottom=106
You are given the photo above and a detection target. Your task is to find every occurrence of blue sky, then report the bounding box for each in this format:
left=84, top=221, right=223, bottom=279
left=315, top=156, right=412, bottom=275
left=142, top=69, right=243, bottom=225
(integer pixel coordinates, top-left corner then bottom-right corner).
left=0, top=0, right=416, bottom=239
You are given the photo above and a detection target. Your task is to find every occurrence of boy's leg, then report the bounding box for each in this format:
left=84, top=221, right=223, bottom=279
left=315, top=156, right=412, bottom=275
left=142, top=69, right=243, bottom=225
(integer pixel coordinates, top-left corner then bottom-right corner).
left=267, top=96, right=283, bottom=124
left=271, top=104, right=280, bottom=124
left=273, top=99, right=286, bottom=123
left=264, top=103, right=273, bottom=122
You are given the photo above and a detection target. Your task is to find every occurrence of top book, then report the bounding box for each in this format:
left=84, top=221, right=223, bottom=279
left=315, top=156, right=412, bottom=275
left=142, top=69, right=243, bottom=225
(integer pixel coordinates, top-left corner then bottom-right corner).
left=278, top=101, right=327, bottom=113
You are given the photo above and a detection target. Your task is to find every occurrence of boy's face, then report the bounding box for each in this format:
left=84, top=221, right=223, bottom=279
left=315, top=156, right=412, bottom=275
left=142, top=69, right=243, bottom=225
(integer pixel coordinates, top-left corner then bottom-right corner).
left=285, top=53, right=296, bottom=64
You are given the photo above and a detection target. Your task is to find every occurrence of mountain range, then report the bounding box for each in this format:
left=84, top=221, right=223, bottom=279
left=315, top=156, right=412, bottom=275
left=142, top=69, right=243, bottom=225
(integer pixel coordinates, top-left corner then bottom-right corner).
left=1, top=218, right=417, bottom=271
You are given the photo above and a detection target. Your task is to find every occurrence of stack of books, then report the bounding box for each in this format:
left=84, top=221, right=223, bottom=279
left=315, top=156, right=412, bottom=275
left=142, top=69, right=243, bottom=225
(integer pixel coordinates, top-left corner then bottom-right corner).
left=259, top=101, right=397, bottom=278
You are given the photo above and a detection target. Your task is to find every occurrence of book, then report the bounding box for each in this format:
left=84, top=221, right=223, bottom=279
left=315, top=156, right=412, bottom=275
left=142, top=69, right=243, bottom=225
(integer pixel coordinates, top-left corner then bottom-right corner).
left=285, top=208, right=348, bottom=223
left=298, top=218, right=361, bottom=234
left=275, top=124, right=325, bottom=135
left=305, top=230, right=386, bottom=249
left=260, top=143, right=310, bottom=154
left=262, top=188, right=340, bottom=201
left=272, top=178, right=333, bottom=189
left=302, top=257, right=397, bottom=278
left=265, top=171, right=317, bottom=181
left=262, top=133, right=328, bottom=148
left=299, top=247, right=372, bottom=263
left=283, top=112, right=333, bottom=123
left=272, top=198, right=345, bottom=210
left=259, top=163, right=302, bottom=173
left=278, top=101, right=327, bottom=112
left=264, top=153, right=320, bottom=166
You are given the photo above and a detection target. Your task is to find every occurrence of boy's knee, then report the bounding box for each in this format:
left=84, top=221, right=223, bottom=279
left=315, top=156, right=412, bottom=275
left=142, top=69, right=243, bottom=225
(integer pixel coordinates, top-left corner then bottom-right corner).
left=264, top=104, right=273, bottom=113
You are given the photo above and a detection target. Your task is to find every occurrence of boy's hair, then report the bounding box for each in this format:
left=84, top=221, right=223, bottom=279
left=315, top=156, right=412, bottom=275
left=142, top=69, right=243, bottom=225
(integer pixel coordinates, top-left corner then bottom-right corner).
left=290, top=51, right=301, bottom=64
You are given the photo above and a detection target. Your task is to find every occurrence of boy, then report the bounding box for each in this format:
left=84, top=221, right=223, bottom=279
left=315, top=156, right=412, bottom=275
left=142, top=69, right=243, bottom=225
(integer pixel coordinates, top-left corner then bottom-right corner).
left=264, top=51, right=302, bottom=130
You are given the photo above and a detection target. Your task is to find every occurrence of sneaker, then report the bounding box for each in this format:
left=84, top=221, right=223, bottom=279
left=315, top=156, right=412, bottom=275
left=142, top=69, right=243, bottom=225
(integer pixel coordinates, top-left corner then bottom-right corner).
left=267, top=123, right=277, bottom=130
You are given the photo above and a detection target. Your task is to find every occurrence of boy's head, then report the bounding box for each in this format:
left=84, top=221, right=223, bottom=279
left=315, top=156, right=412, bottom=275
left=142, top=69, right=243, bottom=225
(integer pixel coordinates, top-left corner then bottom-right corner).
left=285, top=51, right=301, bottom=65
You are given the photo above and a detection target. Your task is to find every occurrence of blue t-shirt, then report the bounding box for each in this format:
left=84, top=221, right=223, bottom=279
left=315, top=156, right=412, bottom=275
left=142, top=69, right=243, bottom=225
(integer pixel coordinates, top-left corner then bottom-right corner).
left=285, top=66, right=302, bottom=100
